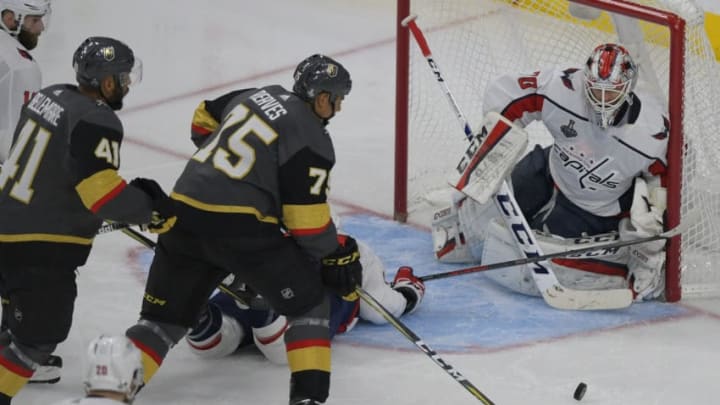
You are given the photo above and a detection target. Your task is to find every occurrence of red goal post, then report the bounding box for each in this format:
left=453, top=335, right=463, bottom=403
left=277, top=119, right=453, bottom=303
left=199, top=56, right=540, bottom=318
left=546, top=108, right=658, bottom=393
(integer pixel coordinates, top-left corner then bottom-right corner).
left=394, top=0, right=720, bottom=301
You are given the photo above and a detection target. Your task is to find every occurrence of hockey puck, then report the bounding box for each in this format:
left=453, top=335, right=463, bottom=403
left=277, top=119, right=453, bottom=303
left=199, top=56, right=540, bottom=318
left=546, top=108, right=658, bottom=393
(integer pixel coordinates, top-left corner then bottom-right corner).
left=573, top=382, right=587, bottom=401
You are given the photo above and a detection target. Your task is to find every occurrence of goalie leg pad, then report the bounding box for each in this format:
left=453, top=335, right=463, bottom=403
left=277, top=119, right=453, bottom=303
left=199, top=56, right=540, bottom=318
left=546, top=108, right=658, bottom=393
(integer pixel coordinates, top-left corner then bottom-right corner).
left=432, top=190, right=497, bottom=263
left=482, top=219, right=630, bottom=296
left=482, top=219, right=542, bottom=296
left=432, top=198, right=473, bottom=263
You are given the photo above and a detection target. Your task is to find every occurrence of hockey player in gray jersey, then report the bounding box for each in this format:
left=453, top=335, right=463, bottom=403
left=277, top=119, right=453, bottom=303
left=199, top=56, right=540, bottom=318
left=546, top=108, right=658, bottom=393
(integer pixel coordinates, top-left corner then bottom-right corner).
left=0, top=37, right=175, bottom=403
left=434, top=43, right=669, bottom=302
left=0, top=0, right=60, bottom=384
left=125, top=54, right=358, bottom=405
left=185, top=236, right=425, bottom=364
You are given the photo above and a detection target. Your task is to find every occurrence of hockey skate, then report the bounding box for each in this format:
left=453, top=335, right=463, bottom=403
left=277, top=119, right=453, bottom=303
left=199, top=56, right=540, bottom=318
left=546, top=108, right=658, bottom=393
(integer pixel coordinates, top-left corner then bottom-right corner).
left=28, top=354, right=62, bottom=384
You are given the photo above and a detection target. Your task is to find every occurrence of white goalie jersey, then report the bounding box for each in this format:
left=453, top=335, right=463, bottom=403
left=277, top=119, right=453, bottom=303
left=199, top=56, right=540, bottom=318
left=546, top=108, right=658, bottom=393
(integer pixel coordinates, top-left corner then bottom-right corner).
left=483, top=67, right=669, bottom=217
left=0, top=31, right=41, bottom=163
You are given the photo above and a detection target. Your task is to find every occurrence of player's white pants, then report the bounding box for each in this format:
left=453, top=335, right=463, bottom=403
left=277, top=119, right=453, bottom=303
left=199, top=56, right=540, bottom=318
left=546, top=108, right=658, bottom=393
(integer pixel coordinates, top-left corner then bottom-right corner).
left=356, top=241, right=408, bottom=323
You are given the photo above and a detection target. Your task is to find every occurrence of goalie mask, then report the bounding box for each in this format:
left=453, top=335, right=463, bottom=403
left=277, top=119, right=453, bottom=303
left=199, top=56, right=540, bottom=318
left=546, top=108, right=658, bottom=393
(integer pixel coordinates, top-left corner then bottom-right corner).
left=84, top=335, right=144, bottom=402
left=583, top=43, right=638, bottom=128
left=292, top=54, right=352, bottom=104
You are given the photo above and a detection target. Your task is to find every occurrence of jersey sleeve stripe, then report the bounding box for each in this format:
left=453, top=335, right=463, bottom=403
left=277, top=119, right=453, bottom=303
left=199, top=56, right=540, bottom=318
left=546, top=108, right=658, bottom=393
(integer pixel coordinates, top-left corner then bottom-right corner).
left=282, top=203, right=331, bottom=235
left=170, top=192, right=279, bottom=224
left=500, top=94, right=545, bottom=121
left=191, top=101, right=219, bottom=136
left=74, top=169, right=126, bottom=213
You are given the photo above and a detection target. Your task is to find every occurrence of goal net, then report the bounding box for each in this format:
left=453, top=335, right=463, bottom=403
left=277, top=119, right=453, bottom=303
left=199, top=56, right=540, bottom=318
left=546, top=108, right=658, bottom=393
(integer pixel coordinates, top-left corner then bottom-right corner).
left=394, top=0, right=720, bottom=300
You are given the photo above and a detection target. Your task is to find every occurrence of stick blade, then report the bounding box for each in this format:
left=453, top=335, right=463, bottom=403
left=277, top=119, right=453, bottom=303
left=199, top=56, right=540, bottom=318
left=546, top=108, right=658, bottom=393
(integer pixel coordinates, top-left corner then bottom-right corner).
left=541, top=286, right=634, bottom=310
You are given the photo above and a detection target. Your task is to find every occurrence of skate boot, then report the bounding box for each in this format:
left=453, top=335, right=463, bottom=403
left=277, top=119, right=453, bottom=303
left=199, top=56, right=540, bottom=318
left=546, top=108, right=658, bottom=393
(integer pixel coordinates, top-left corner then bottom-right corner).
left=28, top=354, right=62, bottom=384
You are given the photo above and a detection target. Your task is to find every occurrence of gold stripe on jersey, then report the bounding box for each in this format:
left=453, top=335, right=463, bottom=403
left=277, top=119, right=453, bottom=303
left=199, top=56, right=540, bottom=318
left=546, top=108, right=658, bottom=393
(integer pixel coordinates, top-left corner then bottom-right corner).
left=170, top=192, right=279, bottom=224
left=192, top=101, right=220, bottom=134
left=282, top=203, right=331, bottom=235
left=286, top=345, right=331, bottom=373
left=0, top=233, right=93, bottom=245
left=75, top=169, right=125, bottom=212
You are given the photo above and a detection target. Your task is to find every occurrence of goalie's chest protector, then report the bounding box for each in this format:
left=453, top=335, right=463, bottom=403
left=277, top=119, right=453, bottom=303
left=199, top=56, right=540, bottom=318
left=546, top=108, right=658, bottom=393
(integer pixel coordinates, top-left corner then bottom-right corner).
left=539, top=73, right=668, bottom=217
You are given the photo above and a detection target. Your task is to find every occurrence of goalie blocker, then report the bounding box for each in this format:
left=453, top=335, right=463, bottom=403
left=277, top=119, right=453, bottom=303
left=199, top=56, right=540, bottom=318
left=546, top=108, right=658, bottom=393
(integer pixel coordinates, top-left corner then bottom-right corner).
left=448, top=112, right=528, bottom=205
left=434, top=112, right=528, bottom=263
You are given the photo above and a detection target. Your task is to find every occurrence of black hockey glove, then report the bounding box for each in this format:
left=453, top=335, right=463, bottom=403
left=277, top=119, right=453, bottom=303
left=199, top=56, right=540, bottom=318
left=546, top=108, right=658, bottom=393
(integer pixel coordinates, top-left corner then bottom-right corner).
left=129, top=178, right=177, bottom=234
left=321, top=234, right=362, bottom=300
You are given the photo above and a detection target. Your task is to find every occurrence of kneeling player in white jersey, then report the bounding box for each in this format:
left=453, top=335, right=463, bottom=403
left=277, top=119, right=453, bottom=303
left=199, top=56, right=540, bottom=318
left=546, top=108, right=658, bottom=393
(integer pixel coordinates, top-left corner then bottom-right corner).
left=50, top=336, right=144, bottom=405
left=185, top=237, right=426, bottom=363
left=433, top=43, right=668, bottom=302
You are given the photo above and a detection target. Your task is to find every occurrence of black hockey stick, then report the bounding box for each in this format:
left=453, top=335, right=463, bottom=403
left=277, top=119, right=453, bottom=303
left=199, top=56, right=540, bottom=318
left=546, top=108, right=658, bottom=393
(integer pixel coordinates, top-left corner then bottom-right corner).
left=356, top=287, right=495, bottom=404
left=119, top=226, right=491, bottom=402
left=421, top=220, right=688, bottom=282
left=97, top=222, right=131, bottom=235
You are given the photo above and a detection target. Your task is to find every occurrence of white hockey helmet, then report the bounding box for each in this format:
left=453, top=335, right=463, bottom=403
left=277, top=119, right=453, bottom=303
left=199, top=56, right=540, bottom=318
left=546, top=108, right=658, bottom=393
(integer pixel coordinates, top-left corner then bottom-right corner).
left=84, top=335, right=144, bottom=402
left=0, top=0, right=51, bottom=35
left=583, top=43, right=638, bottom=128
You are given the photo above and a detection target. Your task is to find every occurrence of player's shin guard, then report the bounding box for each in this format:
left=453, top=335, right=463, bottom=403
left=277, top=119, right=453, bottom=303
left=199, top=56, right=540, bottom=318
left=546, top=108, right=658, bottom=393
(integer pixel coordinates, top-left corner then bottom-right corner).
left=126, top=319, right=186, bottom=384
left=0, top=340, right=56, bottom=400
left=285, top=295, right=331, bottom=404
left=0, top=346, right=33, bottom=400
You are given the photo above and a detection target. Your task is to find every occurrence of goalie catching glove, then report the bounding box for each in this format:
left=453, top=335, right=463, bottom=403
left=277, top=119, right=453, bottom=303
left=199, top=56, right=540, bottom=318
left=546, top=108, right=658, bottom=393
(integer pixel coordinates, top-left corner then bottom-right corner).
left=129, top=178, right=177, bottom=234
left=620, top=177, right=667, bottom=301
left=321, top=234, right=362, bottom=299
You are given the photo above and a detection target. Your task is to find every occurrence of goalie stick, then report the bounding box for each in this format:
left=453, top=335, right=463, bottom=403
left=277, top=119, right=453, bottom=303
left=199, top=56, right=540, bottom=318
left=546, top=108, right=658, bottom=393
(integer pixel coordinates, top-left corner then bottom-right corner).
left=421, top=213, right=692, bottom=282
left=356, top=287, right=495, bottom=404
left=97, top=222, right=131, bottom=234
left=403, top=14, right=633, bottom=310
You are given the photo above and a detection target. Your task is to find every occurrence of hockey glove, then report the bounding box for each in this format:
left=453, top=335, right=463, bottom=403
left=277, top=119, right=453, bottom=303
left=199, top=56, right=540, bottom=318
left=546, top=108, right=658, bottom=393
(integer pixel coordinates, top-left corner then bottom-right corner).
left=620, top=178, right=666, bottom=301
left=129, top=177, right=177, bottom=234
left=321, top=234, right=362, bottom=299
left=391, top=266, right=426, bottom=315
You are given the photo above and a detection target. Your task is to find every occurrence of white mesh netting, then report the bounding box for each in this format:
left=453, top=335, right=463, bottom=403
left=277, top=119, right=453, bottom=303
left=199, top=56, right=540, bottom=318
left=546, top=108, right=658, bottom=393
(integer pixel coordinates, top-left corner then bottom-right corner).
left=402, top=0, right=720, bottom=297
